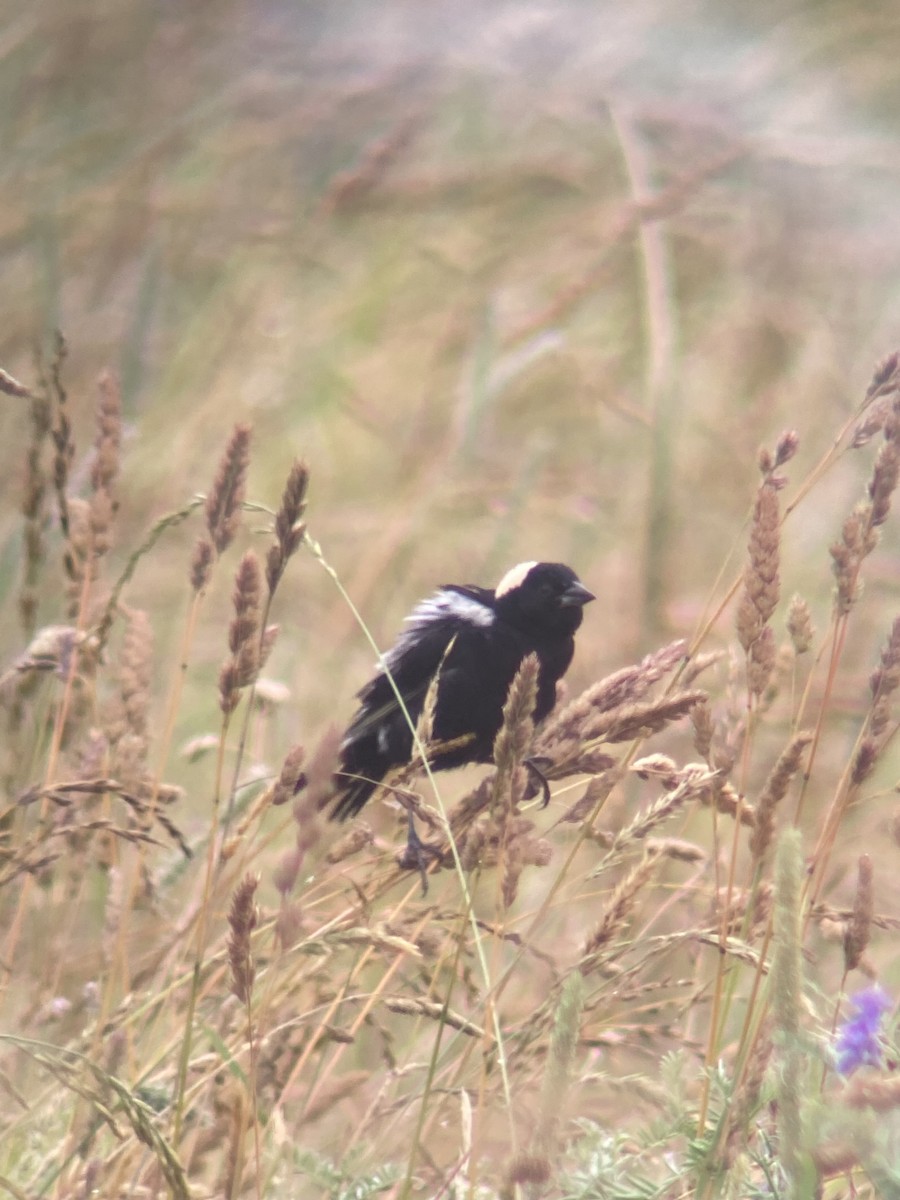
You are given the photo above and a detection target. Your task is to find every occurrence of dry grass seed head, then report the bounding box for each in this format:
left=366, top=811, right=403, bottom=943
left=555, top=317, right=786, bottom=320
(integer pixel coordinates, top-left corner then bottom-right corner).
left=501, top=819, right=552, bottom=908
left=832, top=407, right=900, bottom=614
left=849, top=353, right=900, bottom=448
left=691, top=698, right=715, bottom=761
left=19, top=384, right=53, bottom=634
left=219, top=551, right=263, bottom=714
left=749, top=731, right=813, bottom=866
left=632, top=752, right=679, bottom=789
left=271, top=744, right=305, bottom=807
left=204, top=423, right=252, bottom=555
left=736, top=476, right=780, bottom=654
left=850, top=616, right=900, bottom=783
left=581, top=846, right=662, bottom=971
left=539, top=639, right=686, bottom=746
left=88, top=371, right=122, bottom=560
left=700, top=777, right=756, bottom=827
left=774, top=429, right=800, bottom=467
left=47, top=332, right=74, bottom=540
left=228, top=873, right=259, bottom=1003
left=786, top=594, right=815, bottom=655
left=851, top=738, right=879, bottom=787
left=115, top=608, right=153, bottom=745
left=273, top=728, right=338, bottom=894
left=869, top=615, right=900, bottom=739
left=63, top=497, right=92, bottom=614
left=843, top=853, right=874, bottom=973
left=190, top=537, right=214, bottom=593
left=747, top=624, right=776, bottom=698
left=325, top=822, right=374, bottom=863
left=266, top=458, right=309, bottom=595
left=590, top=688, right=708, bottom=744
left=492, top=652, right=539, bottom=819
left=867, top=349, right=900, bottom=399
left=607, top=763, right=715, bottom=856
left=228, top=552, right=263, bottom=656
left=561, top=767, right=624, bottom=824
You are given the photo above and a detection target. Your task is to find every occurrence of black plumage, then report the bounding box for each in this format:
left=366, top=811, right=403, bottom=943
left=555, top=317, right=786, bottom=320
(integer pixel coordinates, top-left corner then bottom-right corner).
left=330, top=561, right=594, bottom=820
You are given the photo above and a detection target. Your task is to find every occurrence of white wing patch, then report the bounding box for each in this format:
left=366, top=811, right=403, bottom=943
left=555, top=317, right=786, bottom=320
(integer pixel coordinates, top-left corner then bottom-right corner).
left=495, top=561, right=538, bottom=597
left=380, top=588, right=494, bottom=674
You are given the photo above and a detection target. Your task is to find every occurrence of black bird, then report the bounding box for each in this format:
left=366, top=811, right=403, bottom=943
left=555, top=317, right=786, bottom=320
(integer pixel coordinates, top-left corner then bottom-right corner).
left=330, top=561, right=594, bottom=821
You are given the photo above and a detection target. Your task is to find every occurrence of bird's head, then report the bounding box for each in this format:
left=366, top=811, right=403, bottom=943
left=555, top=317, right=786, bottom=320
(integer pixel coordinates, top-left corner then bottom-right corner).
left=493, top=561, right=594, bottom=635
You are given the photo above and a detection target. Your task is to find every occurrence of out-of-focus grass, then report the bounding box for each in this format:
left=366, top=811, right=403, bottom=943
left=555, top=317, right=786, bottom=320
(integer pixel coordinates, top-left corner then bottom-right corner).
left=3, top=1, right=900, bottom=1196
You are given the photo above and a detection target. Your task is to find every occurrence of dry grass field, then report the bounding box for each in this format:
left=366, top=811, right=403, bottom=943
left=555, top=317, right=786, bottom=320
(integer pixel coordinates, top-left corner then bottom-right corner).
left=2, top=2, right=900, bottom=1196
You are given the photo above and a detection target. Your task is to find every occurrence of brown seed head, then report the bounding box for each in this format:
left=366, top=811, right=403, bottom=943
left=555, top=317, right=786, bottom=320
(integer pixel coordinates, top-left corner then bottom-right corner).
left=774, top=429, right=800, bottom=467
left=867, top=350, right=900, bottom=400
left=581, top=847, right=662, bottom=970
left=228, top=552, right=262, bottom=655
left=750, top=732, right=812, bottom=865
left=266, top=459, right=309, bottom=595
left=205, top=423, right=252, bottom=555
left=91, top=371, right=122, bottom=497
left=227, top=873, right=259, bottom=1003
left=272, top=744, right=305, bottom=807
left=190, top=538, right=214, bottom=594
left=786, top=594, right=814, bottom=655
left=736, top=479, right=780, bottom=654
left=691, top=698, right=714, bottom=761
left=851, top=738, right=878, bottom=787
left=843, top=854, right=874, bottom=973
left=747, top=625, right=776, bottom=698
left=869, top=438, right=900, bottom=529
left=492, top=653, right=539, bottom=818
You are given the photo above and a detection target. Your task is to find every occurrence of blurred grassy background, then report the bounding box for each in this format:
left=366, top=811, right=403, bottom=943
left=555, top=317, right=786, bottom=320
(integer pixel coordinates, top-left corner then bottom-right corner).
left=4, top=1, right=900, bottom=1189
left=4, top=0, right=900, bottom=688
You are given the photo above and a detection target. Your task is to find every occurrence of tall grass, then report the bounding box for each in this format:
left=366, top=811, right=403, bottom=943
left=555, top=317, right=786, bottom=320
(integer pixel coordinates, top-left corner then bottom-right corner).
left=0, top=345, right=899, bottom=1197
left=4, top=4, right=900, bottom=1195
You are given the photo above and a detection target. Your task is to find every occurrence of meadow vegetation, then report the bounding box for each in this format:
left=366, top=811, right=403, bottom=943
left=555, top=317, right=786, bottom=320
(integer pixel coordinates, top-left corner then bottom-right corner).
left=2, top=3, right=900, bottom=1197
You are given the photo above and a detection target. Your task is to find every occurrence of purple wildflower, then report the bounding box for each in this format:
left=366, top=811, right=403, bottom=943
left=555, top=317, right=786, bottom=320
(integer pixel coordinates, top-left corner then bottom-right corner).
left=834, top=985, right=892, bottom=1076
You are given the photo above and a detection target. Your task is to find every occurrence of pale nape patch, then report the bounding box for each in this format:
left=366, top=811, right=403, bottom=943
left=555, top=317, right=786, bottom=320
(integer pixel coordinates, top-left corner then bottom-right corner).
left=494, top=561, right=538, bottom=598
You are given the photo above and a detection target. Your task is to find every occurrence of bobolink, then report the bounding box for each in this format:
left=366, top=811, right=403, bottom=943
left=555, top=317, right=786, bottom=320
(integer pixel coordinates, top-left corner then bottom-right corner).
left=329, top=560, right=594, bottom=820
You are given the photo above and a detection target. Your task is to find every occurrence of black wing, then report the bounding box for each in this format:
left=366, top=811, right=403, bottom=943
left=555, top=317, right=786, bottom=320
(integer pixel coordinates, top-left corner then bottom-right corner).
left=332, top=585, right=495, bottom=819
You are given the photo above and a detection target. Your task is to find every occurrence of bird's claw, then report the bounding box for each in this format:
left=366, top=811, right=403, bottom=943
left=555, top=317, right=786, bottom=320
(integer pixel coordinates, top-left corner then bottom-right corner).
left=524, top=755, right=553, bottom=808
left=397, top=812, right=441, bottom=895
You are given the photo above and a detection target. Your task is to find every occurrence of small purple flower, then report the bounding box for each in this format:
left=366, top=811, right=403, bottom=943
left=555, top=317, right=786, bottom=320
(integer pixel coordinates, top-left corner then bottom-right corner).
left=834, top=985, right=892, bottom=1076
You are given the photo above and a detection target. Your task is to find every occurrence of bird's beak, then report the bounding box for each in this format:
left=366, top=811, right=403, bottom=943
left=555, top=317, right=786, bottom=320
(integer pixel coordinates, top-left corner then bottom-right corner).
left=561, top=581, right=595, bottom=607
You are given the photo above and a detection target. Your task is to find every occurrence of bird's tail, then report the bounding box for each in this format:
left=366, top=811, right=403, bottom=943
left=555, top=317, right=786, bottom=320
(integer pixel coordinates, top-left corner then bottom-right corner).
left=291, top=764, right=381, bottom=820
left=330, top=772, right=379, bottom=821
